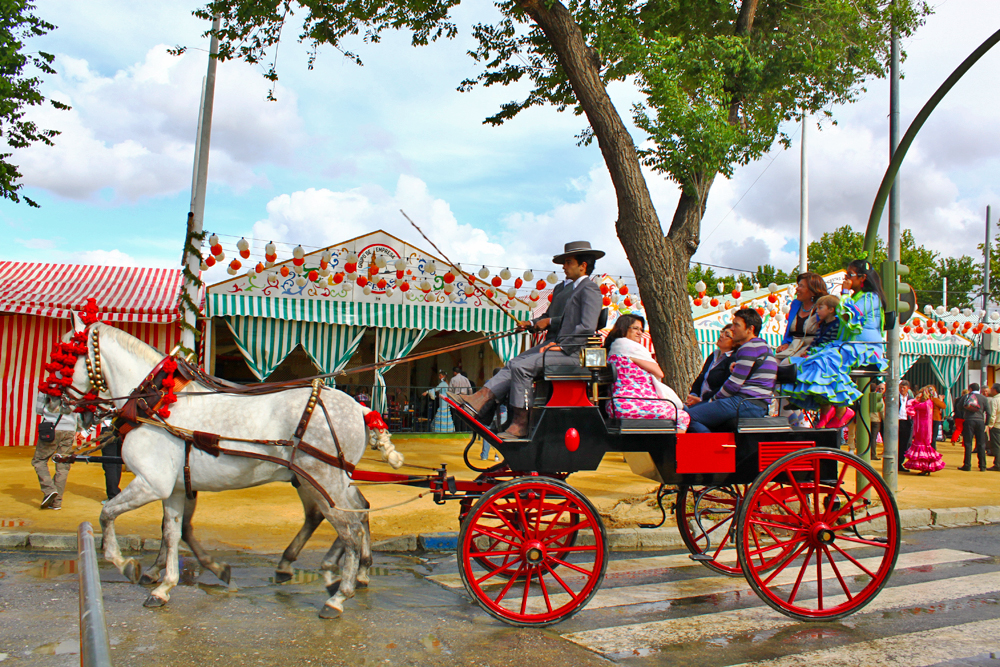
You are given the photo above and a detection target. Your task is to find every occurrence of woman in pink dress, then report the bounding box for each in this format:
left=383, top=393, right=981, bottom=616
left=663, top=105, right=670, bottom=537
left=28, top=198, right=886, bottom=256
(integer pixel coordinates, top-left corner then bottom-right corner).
left=903, top=385, right=946, bottom=475
left=605, top=315, right=690, bottom=432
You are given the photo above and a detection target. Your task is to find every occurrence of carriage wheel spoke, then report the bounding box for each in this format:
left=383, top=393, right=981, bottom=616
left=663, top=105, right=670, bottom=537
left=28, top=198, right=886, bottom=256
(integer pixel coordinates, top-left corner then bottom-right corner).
left=745, top=534, right=806, bottom=559
left=822, top=462, right=851, bottom=522
left=546, top=544, right=597, bottom=554
left=786, top=546, right=815, bottom=604
left=493, top=563, right=526, bottom=605
left=544, top=561, right=578, bottom=598
left=476, top=557, right=521, bottom=586
left=827, top=481, right=876, bottom=525
left=548, top=556, right=596, bottom=578
left=520, top=567, right=533, bottom=615
left=829, top=541, right=878, bottom=578
left=822, top=544, right=854, bottom=601
left=762, top=540, right=809, bottom=587
left=536, top=567, right=553, bottom=613
left=815, top=547, right=824, bottom=609
left=833, top=533, right=890, bottom=549
left=486, top=503, right=526, bottom=542
left=542, top=518, right=589, bottom=547
left=831, top=511, right=889, bottom=534
left=473, top=525, right=521, bottom=548
left=785, top=473, right=816, bottom=524
left=760, top=486, right=809, bottom=527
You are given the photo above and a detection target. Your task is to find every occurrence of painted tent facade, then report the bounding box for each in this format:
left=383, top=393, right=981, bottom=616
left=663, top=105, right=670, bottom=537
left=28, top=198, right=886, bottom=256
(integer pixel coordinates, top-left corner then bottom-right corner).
left=0, top=262, right=184, bottom=446
left=204, top=230, right=531, bottom=413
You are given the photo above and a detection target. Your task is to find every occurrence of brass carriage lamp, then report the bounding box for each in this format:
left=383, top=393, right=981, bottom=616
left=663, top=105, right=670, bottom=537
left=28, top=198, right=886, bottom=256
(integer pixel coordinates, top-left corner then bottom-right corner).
left=581, top=336, right=607, bottom=404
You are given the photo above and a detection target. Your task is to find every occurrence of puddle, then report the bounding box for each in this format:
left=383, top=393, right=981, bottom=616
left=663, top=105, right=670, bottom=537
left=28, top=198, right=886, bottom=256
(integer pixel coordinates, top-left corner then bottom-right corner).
left=420, top=633, right=452, bottom=655
left=268, top=565, right=400, bottom=585
left=27, top=559, right=77, bottom=579
left=0, top=519, right=29, bottom=528
left=31, top=640, right=77, bottom=656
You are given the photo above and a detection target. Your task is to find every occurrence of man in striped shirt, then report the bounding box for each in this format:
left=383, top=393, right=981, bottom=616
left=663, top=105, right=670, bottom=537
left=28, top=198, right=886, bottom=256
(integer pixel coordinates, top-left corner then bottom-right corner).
left=686, top=308, right=777, bottom=433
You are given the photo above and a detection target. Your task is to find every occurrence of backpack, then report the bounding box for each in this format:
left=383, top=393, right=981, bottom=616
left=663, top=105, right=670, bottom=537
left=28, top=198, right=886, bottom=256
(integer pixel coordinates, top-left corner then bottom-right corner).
left=961, top=393, right=984, bottom=415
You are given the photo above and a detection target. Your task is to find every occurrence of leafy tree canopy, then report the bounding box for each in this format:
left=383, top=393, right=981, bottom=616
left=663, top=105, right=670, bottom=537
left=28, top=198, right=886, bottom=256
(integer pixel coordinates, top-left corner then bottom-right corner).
left=0, top=1, right=68, bottom=208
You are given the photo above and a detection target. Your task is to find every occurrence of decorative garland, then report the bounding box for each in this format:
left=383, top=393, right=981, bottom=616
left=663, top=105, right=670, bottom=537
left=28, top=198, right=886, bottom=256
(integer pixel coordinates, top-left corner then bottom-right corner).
left=176, top=213, right=206, bottom=359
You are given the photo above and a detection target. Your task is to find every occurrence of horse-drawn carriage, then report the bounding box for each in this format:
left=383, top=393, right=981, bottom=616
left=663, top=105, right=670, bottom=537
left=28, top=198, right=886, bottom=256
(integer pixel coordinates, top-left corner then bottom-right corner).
left=53, top=315, right=899, bottom=627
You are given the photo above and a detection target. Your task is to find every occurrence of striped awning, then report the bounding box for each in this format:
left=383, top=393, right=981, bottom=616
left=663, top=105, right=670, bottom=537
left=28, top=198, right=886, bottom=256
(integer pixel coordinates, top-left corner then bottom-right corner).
left=0, top=261, right=186, bottom=323
left=208, top=293, right=529, bottom=333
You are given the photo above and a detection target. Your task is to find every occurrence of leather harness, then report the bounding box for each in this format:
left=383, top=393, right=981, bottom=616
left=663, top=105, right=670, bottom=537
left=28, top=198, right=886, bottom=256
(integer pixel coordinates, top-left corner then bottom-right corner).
left=113, top=357, right=355, bottom=506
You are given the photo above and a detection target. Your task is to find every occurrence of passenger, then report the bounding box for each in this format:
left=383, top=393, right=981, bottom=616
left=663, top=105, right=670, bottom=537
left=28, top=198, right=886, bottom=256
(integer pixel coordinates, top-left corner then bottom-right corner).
left=782, top=259, right=888, bottom=429
left=775, top=272, right=829, bottom=360
left=792, top=294, right=841, bottom=357
left=686, top=324, right=736, bottom=406
left=685, top=308, right=777, bottom=433
left=604, top=314, right=689, bottom=431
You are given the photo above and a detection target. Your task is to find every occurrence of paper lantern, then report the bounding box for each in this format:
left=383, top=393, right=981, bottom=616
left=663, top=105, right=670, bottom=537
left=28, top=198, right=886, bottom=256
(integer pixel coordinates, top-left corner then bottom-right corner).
left=377, top=278, right=387, bottom=290
left=619, top=285, right=629, bottom=295
left=443, top=271, right=455, bottom=284
left=915, top=326, right=924, bottom=334
left=295, top=276, right=307, bottom=287
left=209, top=233, right=219, bottom=246
left=464, top=284, right=475, bottom=297
left=756, top=306, right=765, bottom=316
left=491, top=276, right=502, bottom=287
left=357, top=276, right=368, bottom=287
left=903, top=326, right=911, bottom=333
left=710, top=298, right=719, bottom=307
left=523, top=270, right=534, bottom=281
left=344, top=262, right=357, bottom=274
left=767, top=282, right=777, bottom=294
left=546, top=272, right=558, bottom=284
left=717, top=282, right=725, bottom=294
left=200, top=260, right=209, bottom=271
left=399, top=281, right=410, bottom=292
left=724, top=300, right=732, bottom=310
left=230, top=259, right=242, bottom=271
left=425, top=261, right=437, bottom=275
left=424, top=293, right=434, bottom=302
left=602, top=296, right=611, bottom=307
left=536, top=279, right=546, bottom=291
left=205, top=256, right=216, bottom=268
left=530, top=290, right=540, bottom=301
left=507, top=287, right=517, bottom=299
left=255, top=262, right=265, bottom=274
left=210, top=243, right=223, bottom=256
left=420, top=280, right=432, bottom=292
left=479, top=266, right=490, bottom=279
left=485, top=289, right=494, bottom=299
left=600, top=283, right=609, bottom=295
left=514, top=277, right=523, bottom=289
left=547, top=293, right=553, bottom=302
left=305, top=270, right=317, bottom=282
left=624, top=296, right=632, bottom=307
left=280, top=266, right=290, bottom=277
left=732, top=290, right=741, bottom=299
left=394, top=258, right=406, bottom=272
left=693, top=298, right=702, bottom=307
left=443, top=283, right=454, bottom=295
left=500, top=268, right=511, bottom=281
left=363, top=285, right=372, bottom=296
left=767, top=294, right=777, bottom=303
left=384, top=287, right=394, bottom=298
left=332, top=273, right=344, bottom=284
left=695, top=280, right=706, bottom=293
left=374, top=255, right=387, bottom=269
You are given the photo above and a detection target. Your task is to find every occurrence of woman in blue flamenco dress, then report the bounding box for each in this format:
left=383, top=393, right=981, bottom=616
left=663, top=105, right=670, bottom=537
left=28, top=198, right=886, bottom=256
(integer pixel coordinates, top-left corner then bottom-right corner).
left=783, top=259, right=887, bottom=429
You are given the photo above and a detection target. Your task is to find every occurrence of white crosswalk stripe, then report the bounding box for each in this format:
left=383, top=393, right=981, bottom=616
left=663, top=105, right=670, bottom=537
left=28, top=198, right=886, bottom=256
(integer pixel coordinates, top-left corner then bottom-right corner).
left=727, top=617, right=1000, bottom=667
left=564, top=570, right=1000, bottom=658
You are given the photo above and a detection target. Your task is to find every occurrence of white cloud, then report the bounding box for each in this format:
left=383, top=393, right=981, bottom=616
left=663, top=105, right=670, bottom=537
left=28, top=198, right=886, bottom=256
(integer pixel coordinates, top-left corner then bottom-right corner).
left=13, top=46, right=305, bottom=202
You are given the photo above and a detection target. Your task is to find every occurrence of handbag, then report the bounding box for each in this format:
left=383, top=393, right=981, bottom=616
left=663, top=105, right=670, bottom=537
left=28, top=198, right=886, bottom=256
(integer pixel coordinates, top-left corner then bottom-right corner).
left=37, top=415, right=61, bottom=443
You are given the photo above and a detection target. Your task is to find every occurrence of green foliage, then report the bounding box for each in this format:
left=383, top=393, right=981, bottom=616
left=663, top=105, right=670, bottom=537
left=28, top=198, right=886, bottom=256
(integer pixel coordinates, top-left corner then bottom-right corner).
left=0, top=1, right=68, bottom=208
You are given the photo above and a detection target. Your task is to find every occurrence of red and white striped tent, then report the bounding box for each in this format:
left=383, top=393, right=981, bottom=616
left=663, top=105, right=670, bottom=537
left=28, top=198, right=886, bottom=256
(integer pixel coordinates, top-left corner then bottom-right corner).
left=0, top=262, right=186, bottom=447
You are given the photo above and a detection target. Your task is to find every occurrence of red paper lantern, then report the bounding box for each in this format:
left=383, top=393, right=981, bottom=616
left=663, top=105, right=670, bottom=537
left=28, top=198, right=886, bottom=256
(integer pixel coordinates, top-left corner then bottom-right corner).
left=915, top=326, right=924, bottom=334
left=292, top=257, right=305, bottom=267
left=619, top=285, right=628, bottom=295
left=332, top=273, right=344, bottom=284
left=265, top=253, right=277, bottom=263
left=319, top=260, right=329, bottom=270
left=368, top=264, right=379, bottom=276
left=205, top=256, right=216, bottom=267
left=377, top=278, right=387, bottom=289
left=536, top=279, right=546, bottom=291
left=307, top=270, right=319, bottom=282
left=698, top=291, right=706, bottom=298
left=399, top=282, right=410, bottom=292
left=485, top=289, right=494, bottom=299
left=710, top=298, right=719, bottom=307
left=964, top=321, right=972, bottom=329
left=732, top=290, right=741, bottom=299
left=769, top=309, right=777, bottom=318
left=624, top=296, right=632, bottom=307
left=356, top=276, right=368, bottom=287
left=491, top=276, right=502, bottom=287
left=514, top=278, right=523, bottom=289
left=756, top=306, right=765, bottom=316
left=443, top=272, right=455, bottom=284
left=903, top=326, right=911, bottom=333
left=255, top=262, right=265, bottom=273
left=767, top=294, right=777, bottom=303
left=240, top=249, right=250, bottom=259
left=600, top=284, right=609, bottom=295
left=547, top=294, right=553, bottom=302
left=229, top=259, right=241, bottom=271
left=344, top=262, right=357, bottom=274
left=280, top=266, right=290, bottom=277
left=603, top=296, right=611, bottom=306
left=693, top=298, right=702, bottom=307
left=396, top=270, right=404, bottom=279
left=210, top=243, right=223, bottom=255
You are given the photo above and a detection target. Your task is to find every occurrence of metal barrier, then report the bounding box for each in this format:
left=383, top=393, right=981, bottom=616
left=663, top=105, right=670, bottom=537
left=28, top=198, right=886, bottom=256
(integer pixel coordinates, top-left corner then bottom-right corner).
left=77, top=522, right=112, bottom=667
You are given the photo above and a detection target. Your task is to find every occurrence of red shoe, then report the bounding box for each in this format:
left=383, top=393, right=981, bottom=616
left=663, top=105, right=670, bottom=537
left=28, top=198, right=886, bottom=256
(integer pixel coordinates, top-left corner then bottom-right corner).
left=829, top=408, right=856, bottom=429
left=815, top=407, right=836, bottom=428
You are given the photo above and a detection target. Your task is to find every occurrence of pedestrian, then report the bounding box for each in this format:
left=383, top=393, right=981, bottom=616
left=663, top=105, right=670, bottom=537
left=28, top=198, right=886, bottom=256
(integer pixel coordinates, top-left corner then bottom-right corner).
left=32, top=391, right=77, bottom=510
left=449, top=366, right=472, bottom=432
left=869, top=382, right=885, bottom=461
left=987, top=383, right=1000, bottom=471
left=423, top=370, right=455, bottom=433
left=99, top=417, right=123, bottom=502
left=951, top=389, right=968, bottom=444
left=929, top=386, right=946, bottom=448
left=897, top=380, right=913, bottom=471
left=902, top=385, right=946, bottom=475
left=957, top=382, right=990, bottom=471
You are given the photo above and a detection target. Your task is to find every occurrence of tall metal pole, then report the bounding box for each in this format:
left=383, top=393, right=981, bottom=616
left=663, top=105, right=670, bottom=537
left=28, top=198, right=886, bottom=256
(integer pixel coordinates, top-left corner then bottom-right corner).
left=882, top=15, right=901, bottom=492
left=943, top=276, right=948, bottom=309
left=180, top=16, right=221, bottom=354
left=799, top=112, right=809, bottom=273
left=983, top=206, right=992, bottom=387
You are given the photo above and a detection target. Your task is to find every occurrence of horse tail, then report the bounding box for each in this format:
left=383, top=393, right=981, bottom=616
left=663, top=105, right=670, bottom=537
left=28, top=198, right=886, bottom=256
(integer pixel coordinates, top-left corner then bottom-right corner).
left=361, top=408, right=404, bottom=469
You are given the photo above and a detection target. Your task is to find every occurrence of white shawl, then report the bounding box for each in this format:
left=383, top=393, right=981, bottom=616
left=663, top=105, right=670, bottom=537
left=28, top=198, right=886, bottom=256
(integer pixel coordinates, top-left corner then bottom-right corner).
left=609, top=337, right=683, bottom=409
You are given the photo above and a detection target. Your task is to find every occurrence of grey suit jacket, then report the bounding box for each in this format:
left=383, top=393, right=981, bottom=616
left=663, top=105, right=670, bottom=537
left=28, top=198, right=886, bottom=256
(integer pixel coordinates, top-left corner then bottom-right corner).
left=533, top=278, right=602, bottom=354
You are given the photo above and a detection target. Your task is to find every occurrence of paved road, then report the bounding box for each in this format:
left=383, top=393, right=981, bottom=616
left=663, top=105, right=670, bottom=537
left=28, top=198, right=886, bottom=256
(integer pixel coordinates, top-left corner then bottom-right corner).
left=2, top=525, right=999, bottom=666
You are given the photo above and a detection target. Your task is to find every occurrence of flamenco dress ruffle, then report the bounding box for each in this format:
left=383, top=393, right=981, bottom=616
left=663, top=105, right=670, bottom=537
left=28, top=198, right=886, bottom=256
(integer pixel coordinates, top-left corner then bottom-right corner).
left=782, top=295, right=886, bottom=411
left=902, top=441, right=946, bottom=473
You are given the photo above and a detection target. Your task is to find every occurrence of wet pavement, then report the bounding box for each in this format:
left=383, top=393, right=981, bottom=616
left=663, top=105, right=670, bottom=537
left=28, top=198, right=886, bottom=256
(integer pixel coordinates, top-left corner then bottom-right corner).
left=2, top=524, right=1000, bottom=666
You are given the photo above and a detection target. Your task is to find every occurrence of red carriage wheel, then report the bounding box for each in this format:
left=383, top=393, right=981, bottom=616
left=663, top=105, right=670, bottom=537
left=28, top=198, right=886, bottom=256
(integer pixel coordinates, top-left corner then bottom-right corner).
left=675, top=485, right=745, bottom=576
left=736, top=448, right=900, bottom=621
left=458, top=478, right=607, bottom=626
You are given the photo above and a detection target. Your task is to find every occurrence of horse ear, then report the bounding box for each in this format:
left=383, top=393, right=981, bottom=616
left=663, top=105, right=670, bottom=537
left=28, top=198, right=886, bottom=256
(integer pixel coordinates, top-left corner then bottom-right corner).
left=72, top=312, right=86, bottom=333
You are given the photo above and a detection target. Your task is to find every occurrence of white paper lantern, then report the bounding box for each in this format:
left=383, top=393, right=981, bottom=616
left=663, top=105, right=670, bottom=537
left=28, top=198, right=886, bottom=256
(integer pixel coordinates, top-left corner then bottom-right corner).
left=394, top=258, right=406, bottom=272
left=923, top=304, right=933, bottom=315
left=295, top=276, right=307, bottom=287
left=226, top=266, right=237, bottom=276
left=363, top=285, right=372, bottom=295
left=424, top=293, right=434, bottom=302
left=292, top=245, right=305, bottom=260
left=265, top=241, right=276, bottom=255
left=321, top=250, right=332, bottom=263
left=346, top=272, right=357, bottom=282
left=992, top=312, right=1000, bottom=322
left=695, top=280, right=707, bottom=293
left=768, top=282, right=778, bottom=294
left=717, top=282, right=725, bottom=294
left=384, top=287, right=394, bottom=298
left=977, top=309, right=986, bottom=319
left=500, top=268, right=512, bottom=281
left=523, top=270, right=534, bottom=282
left=546, top=272, right=558, bottom=284
left=529, top=289, right=539, bottom=301
left=215, top=251, right=225, bottom=262
left=478, top=266, right=490, bottom=279
left=936, top=305, right=946, bottom=316
left=507, top=287, right=517, bottom=299
left=265, top=260, right=274, bottom=268
left=464, top=284, right=475, bottom=296
left=443, top=283, right=454, bottom=294
left=236, top=237, right=249, bottom=252
left=425, top=261, right=437, bottom=275
left=420, top=280, right=432, bottom=292
left=200, top=260, right=209, bottom=271
left=735, top=281, right=743, bottom=292
left=374, top=255, right=387, bottom=269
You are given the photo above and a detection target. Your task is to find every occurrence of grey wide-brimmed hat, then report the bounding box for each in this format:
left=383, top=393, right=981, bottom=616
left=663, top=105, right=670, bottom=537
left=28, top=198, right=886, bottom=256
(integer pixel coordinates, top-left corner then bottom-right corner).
left=552, top=240, right=606, bottom=264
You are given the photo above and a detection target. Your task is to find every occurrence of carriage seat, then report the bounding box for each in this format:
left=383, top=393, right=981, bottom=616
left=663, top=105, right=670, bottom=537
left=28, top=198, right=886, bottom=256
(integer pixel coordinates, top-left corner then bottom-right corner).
left=733, top=417, right=792, bottom=432
left=617, top=418, right=677, bottom=433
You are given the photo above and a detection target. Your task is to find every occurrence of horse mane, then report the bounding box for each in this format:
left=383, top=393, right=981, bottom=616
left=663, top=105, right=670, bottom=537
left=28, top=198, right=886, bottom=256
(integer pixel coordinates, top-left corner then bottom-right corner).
left=94, top=322, right=165, bottom=365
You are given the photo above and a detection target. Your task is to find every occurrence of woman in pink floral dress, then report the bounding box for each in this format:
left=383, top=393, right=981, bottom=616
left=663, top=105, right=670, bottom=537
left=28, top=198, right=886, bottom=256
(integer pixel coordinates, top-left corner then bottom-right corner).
left=605, top=315, right=690, bottom=431
left=903, top=385, right=946, bottom=474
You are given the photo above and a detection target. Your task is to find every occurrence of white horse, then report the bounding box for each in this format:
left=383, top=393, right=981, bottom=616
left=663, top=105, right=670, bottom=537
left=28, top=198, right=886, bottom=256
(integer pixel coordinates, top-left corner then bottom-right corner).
left=64, top=316, right=401, bottom=618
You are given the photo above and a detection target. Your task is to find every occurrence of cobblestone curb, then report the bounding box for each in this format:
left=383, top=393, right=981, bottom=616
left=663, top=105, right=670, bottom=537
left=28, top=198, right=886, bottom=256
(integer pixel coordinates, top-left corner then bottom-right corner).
left=3, top=506, right=999, bottom=554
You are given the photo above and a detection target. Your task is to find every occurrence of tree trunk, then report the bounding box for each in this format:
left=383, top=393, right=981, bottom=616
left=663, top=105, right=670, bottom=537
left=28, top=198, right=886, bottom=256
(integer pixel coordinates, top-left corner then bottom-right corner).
left=518, top=0, right=704, bottom=391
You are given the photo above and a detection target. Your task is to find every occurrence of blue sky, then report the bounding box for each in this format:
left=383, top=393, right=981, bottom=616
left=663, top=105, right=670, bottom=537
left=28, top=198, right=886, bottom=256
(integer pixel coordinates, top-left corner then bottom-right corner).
left=4, top=0, right=1000, bottom=286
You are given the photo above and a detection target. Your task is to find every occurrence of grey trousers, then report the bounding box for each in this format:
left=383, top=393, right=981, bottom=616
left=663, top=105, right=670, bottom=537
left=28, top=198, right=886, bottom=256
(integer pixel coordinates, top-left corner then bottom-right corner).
left=485, top=343, right=579, bottom=409
left=32, top=430, right=74, bottom=502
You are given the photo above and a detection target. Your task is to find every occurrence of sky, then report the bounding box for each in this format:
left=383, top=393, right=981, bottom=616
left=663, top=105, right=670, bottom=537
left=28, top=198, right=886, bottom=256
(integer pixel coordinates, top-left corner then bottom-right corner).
left=3, top=0, right=1000, bottom=288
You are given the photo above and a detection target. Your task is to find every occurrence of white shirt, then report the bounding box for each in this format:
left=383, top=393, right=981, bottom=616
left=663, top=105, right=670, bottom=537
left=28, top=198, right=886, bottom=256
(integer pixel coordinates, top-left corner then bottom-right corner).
left=563, top=275, right=589, bottom=289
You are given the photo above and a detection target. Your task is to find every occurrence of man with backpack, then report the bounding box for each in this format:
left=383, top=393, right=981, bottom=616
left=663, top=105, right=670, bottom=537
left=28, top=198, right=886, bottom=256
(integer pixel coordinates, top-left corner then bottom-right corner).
left=32, top=391, right=78, bottom=510
left=958, top=382, right=991, bottom=471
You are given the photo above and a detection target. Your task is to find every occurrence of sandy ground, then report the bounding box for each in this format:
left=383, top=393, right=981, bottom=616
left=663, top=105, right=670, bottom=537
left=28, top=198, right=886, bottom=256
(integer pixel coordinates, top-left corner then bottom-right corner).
left=1, top=434, right=995, bottom=552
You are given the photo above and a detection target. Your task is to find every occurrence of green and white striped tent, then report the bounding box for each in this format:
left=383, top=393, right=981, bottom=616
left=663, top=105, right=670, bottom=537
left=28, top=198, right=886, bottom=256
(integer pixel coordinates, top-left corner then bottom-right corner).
left=205, top=230, right=530, bottom=414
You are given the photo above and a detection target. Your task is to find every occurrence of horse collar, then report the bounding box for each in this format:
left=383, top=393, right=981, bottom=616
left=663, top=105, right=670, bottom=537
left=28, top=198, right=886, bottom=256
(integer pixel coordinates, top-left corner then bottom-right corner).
left=86, top=327, right=111, bottom=396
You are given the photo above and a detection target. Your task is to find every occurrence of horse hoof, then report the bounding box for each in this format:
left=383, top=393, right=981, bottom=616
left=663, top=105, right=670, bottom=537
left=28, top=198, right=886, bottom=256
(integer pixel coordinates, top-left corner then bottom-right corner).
left=356, top=576, right=370, bottom=588
left=143, top=594, right=167, bottom=608
left=138, top=572, right=159, bottom=586
left=325, top=579, right=341, bottom=597
left=318, top=603, right=342, bottom=619
left=218, top=564, right=232, bottom=585
left=123, top=559, right=142, bottom=584
left=273, top=570, right=293, bottom=584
